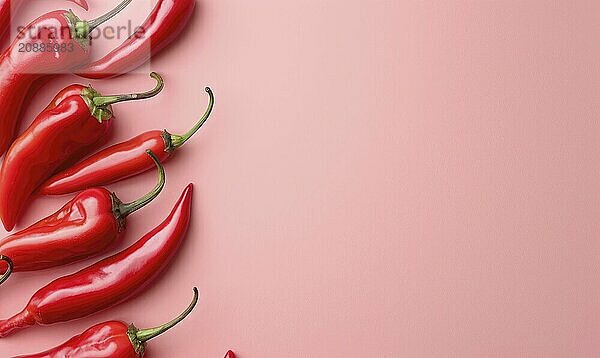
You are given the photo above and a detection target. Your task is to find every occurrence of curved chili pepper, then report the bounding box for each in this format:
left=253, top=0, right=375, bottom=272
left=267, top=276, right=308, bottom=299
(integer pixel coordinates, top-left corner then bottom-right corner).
left=77, top=0, right=195, bottom=79
left=0, top=72, right=164, bottom=231
left=0, top=150, right=165, bottom=287
left=0, top=184, right=193, bottom=337
left=0, top=0, right=132, bottom=156
left=13, top=288, right=199, bottom=358
left=41, top=87, right=213, bottom=195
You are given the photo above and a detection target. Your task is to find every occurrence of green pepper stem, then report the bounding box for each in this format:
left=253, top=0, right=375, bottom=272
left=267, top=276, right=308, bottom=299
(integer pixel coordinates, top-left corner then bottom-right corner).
left=170, top=87, right=215, bottom=148
left=136, top=287, right=199, bottom=343
left=93, top=72, right=164, bottom=107
left=118, top=150, right=165, bottom=218
left=87, top=0, right=132, bottom=32
left=0, top=255, right=13, bottom=286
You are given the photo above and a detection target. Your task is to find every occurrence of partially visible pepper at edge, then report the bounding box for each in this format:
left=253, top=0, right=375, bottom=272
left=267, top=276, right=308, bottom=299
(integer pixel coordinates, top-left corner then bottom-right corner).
left=12, top=288, right=199, bottom=358
left=77, top=0, right=196, bottom=79
left=0, top=0, right=89, bottom=43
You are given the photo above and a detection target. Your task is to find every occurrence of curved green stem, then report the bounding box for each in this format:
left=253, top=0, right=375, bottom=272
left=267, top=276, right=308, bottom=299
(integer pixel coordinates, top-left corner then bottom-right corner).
left=88, top=0, right=132, bottom=32
left=136, top=287, right=199, bottom=342
left=93, top=72, right=164, bottom=107
left=170, top=87, right=215, bottom=148
left=74, top=0, right=132, bottom=38
left=118, top=150, right=165, bottom=218
left=0, top=255, right=13, bottom=286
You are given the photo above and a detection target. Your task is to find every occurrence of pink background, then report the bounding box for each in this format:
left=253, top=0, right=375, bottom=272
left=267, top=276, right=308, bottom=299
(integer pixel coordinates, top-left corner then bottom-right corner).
left=2, top=0, right=600, bottom=357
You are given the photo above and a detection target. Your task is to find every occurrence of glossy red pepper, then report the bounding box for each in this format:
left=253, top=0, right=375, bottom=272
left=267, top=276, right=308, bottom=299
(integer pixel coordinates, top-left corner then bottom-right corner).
left=0, top=184, right=193, bottom=337
left=0, top=150, right=165, bottom=287
left=0, top=1, right=19, bottom=43
left=12, top=288, right=199, bottom=358
left=0, top=0, right=132, bottom=156
left=0, top=0, right=89, bottom=43
left=225, top=350, right=237, bottom=358
left=0, top=72, right=164, bottom=231
left=77, top=0, right=195, bottom=79
left=41, top=87, right=213, bottom=195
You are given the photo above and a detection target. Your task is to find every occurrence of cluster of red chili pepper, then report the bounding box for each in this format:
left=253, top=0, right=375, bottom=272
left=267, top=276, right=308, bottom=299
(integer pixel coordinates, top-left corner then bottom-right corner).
left=0, top=1, right=234, bottom=357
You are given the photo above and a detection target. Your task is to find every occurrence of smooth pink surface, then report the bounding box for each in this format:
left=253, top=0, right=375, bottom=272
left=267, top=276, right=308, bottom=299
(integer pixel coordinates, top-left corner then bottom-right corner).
left=1, top=0, right=600, bottom=357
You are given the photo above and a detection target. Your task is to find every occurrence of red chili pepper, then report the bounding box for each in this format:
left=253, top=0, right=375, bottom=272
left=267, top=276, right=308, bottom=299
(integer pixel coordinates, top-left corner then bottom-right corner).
left=13, top=287, right=198, bottom=358
left=0, top=1, right=18, bottom=43
left=41, top=87, right=213, bottom=195
left=0, top=0, right=89, bottom=43
left=0, top=0, right=28, bottom=43
left=0, top=0, right=132, bottom=156
left=77, top=0, right=196, bottom=79
left=225, top=350, right=237, bottom=358
left=0, top=184, right=193, bottom=337
left=0, top=72, right=164, bottom=231
left=0, top=150, right=165, bottom=287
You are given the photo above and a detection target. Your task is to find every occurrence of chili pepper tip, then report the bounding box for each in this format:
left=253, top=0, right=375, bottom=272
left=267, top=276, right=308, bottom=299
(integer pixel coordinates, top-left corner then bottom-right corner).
left=68, top=0, right=89, bottom=11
